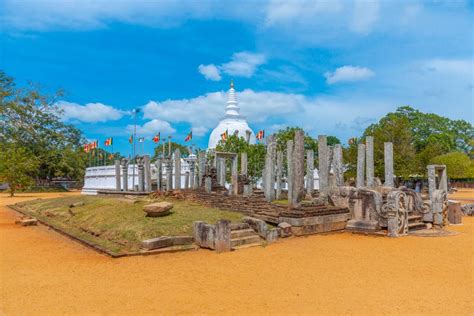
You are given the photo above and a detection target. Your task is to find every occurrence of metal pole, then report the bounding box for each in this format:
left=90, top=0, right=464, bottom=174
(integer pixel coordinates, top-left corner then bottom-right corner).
left=132, top=109, right=137, bottom=189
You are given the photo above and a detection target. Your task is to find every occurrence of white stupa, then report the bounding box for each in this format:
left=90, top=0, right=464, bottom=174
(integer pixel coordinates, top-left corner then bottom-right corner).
left=208, top=81, right=256, bottom=149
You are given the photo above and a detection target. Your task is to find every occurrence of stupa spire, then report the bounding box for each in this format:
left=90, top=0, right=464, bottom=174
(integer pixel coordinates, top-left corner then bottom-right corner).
left=225, top=79, right=240, bottom=117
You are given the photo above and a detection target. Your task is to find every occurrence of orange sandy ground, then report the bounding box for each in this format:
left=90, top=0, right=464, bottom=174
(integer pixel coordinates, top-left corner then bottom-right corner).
left=1, top=191, right=473, bottom=315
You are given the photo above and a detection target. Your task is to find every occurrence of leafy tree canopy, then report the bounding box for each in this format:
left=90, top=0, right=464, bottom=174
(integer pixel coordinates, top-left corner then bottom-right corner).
left=431, top=152, right=474, bottom=179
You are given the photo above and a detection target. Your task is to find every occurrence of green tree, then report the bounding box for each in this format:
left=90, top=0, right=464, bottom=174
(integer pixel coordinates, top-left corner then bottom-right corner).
left=0, top=71, right=86, bottom=182
left=431, top=152, right=474, bottom=179
left=152, top=141, right=191, bottom=159
left=215, top=134, right=266, bottom=183
left=0, top=144, right=39, bottom=196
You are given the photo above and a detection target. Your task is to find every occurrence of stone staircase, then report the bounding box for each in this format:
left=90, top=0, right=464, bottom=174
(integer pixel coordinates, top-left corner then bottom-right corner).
left=407, top=212, right=427, bottom=232
left=230, top=223, right=264, bottom=250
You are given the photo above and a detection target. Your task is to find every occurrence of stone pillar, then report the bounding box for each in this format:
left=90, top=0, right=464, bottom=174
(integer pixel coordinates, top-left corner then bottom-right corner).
left=217, top=158, right=226, bottom=186
left=143, top=155, right=152, bottom=192
left=366, top=136, right=374, bottom=188
left=232, top=156, right=238, bottom=195
left=184, top=171, right=190, bottom=189
left=189, top=162, right=195, bottom=189
left=291, top=130, right=305, bottom=208
left=384, top=142, right=394, bottom=187
left=306, top=150, right=314, bottom=196
left=198, top=151, right=206, bottom=186
left=121, top=158, right=129, bottom=191
left=174, top=149, right=181, bottom=190
left=241, top=152, right=248, bottom=176
left=194, top=173, right=199, bottom=189
left=155, top=158, right=163, bottom=191
left=137, top=157, right=145, bottom=192
left=215, top=219, right=231, bottom=253
left=438, top=166, right=448, bottom=192
left=204, top=177, right=212, bottom=193
left=264, top=135, right=276, bottom=202
left=243, top=184, right=252, bottom=197
left=287, top=140, right=294, bottom=204
left=165, top=159, right=173, bottom=191
left=276, top=151, right=283, bottom=200
left=114, top=160, right=121, bottom=190
left=318, top=135, right=329, bottom=200
left=357, top=144, right=366, bottom=188
left=333, top=144, right=344, bottom=186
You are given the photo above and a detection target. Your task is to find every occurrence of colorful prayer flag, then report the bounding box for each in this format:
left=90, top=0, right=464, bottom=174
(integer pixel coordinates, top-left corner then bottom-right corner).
left=185, top=131, right=192, bottom=142
left=220, top=130, right=228, bottom=142
left=104, top=137, right=113, bottom=146
left=256, top=130, right=265, bottom=140
left=129, top=135, right=133, bottom=144
left=153, top=133, right=160, bottom=143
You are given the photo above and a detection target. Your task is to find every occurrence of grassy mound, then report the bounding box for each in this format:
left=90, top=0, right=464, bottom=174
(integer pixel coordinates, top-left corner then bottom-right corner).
left=13, top=195, right=243, bottom=255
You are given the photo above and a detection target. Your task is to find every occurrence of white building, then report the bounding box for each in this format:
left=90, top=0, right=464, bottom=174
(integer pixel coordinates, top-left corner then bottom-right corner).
left=208, top=81, right=256, bottom=149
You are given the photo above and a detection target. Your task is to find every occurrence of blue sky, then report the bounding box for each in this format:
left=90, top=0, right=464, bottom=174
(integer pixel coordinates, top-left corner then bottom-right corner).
left=1, top=0, right=473, bottom=156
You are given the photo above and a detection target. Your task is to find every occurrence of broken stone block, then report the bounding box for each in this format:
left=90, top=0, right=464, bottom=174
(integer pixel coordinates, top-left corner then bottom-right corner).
left=15, top=218, right=37, bottom=226
left=193, top=221, right=216, bottom=249
left=266, top=228, right=278, bottom=244
left=141, top=236, right=194, bottom=250
left=69, top=202, right=85, bottom=208
left=277, top=222, right=292, bottom=237
left=215, top=219, right=231, bottom=253
left=143, top=202, right=173, bottom=217
left=461, top=204, right=474, bottom=216
left=242, top=216, right=268, bottom=238
left=448, top=201, right=463, bottom=224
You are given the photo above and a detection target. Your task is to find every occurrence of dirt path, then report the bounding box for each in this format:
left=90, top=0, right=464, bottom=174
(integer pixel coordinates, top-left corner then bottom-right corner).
left=1, top=192, right=473, bottom=315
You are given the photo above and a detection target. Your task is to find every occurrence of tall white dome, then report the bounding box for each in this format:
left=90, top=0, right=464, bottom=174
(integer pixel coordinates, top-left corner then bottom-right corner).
left=208, top=81, right=256, bottom=149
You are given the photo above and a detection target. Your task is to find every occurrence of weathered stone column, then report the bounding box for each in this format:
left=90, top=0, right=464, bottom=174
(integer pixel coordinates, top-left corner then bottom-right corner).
left=198, top=151, right=206, bottom=186
left=287, top=140, right=294, bottom=204
left=264, top=135, right=276, bottom=202
left=318, top=135, right=329, bottom=200
left=137, top=157, right=145, bottom=192
left=306, top=150, right=314, bottom=196
left=204, top=177, right=212, bottom=193
left=121, top=158, right=129, bottom=191
left=184, top=171, right=190, bottom=189
left=217, top=158, right=226, bottom=186
left=189, top=161, right=195, bottom=189
left=241, top=152, right=248, bottom=176
left=276, top=151, right=283, bottom=200
left=291, top=130, right=305, bottom=208
left=114, top=160, right=121, bottom=190
left=357, top=144, right=366, bottom=188
left=366, top=136, right=374, bottom=188
left=438, top=166, right=448, bottom=192
left=143, top=155, right=152, bottom=192
left=384, top=142, right=394, bottom=187
left=232, top=156, right=238, bottom=195
left=333, top=144, right=344, bottom=186
left=165, top=159, right=173, bottom=191
left=155, top=158, right=163, bottom=191
left=174, top=149, right=181, bottom=190
left=427, top=165, right=436, bottom=200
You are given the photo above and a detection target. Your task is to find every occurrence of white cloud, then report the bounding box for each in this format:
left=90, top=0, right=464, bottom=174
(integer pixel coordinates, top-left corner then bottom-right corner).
left=198, top=64, right=222, bottom=81
left=350, top=0, right=380, bottom=34
left=220, top=52, right=267, bottom=77
left=324, top=66, right=375, bottom=84
left=198, top=52, right=266, bottom=80
left=265, top=0, right=343, bottom=26
left=423, top=58, right=473, bottom=77
left=57, top=101, right=126, bottom=122
left=127, top=119, right=176, bottom=136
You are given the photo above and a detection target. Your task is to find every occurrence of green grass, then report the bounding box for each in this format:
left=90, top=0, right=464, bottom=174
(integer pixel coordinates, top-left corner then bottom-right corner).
left=14, top=195, right=243, bottom=255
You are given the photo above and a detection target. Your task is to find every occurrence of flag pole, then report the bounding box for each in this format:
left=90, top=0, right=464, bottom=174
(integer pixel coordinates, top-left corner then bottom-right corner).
left=132, top=109, right=138, bottom=190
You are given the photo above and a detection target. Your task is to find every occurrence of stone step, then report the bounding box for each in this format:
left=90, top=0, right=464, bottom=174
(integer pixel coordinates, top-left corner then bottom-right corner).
left=232, top=242, right=263, bottom=250
left=408, top=222, right=427, bottom=231
left=230, top=223, right=250, bottom=231
left=231, top=228, right=256, bottom=239
left=231, top=235, right=262, bottom=248
left=408, top=215, right=423, bottom=222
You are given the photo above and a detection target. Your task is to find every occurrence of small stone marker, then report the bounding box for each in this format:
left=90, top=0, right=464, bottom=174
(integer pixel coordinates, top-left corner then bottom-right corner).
left=448, top=201, right=463, bottom=224
left=278, top=222, right=292, bottom=237
left=143, top=202, right=173, bottom=217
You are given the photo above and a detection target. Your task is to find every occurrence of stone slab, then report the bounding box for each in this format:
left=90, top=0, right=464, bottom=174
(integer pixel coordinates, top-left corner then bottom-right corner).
left=143, top=202, right=173, bottom=217
left=141, top=235, right=194, bottom=250
left=291, top=221, right=347, bottom=236
left=346, top=219, right=380, bottom=232
left=279, top=212, right=350, bottom=227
